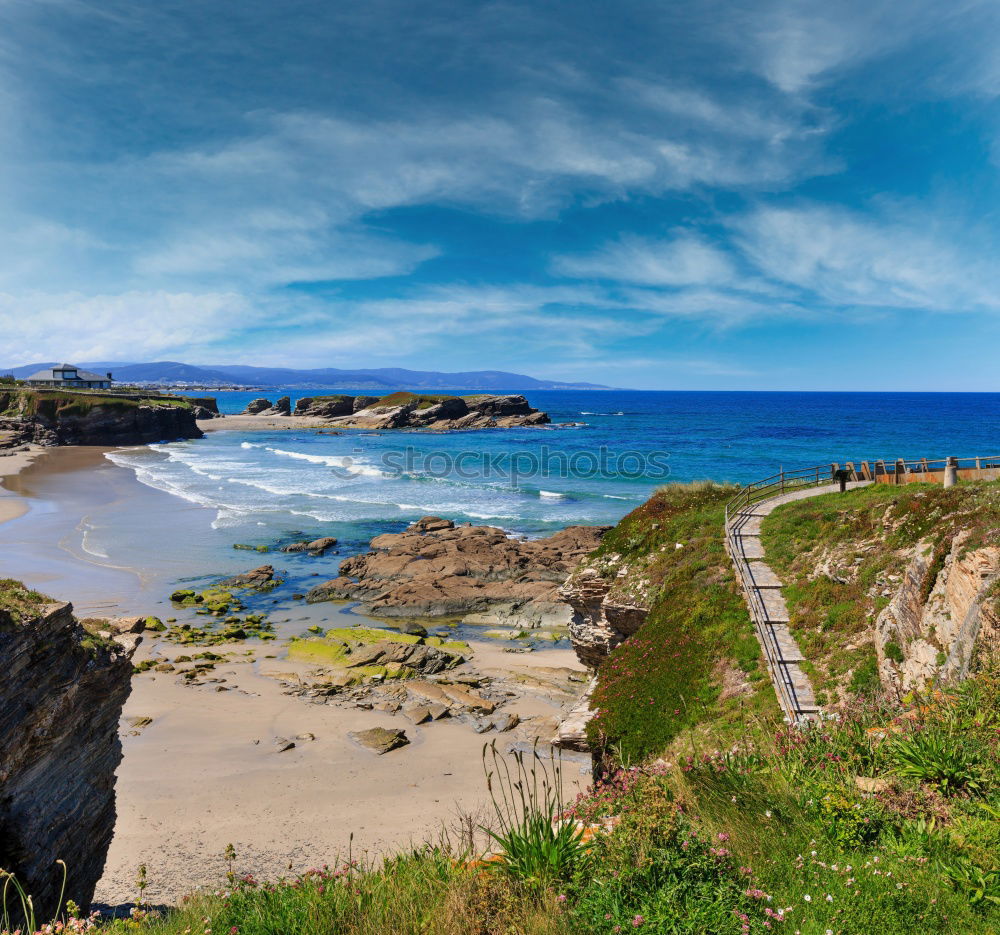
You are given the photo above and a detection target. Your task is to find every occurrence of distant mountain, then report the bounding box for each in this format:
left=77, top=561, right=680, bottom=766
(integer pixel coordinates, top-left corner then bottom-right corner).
left=5, top=361, right=615, bottom=391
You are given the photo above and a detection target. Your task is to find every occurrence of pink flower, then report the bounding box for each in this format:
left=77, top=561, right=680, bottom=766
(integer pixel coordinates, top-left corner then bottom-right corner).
left=632, top=916, right=645, bottom=927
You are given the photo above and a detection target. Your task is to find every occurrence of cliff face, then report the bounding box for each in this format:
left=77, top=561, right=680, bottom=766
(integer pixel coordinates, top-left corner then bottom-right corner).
left=558, top=555, right=653, bottom=669
left=875, top=532, right=1000, bottom=692
left=0, top=389, right=203, bottom=446
left=0, top=586, right=138, bottom=917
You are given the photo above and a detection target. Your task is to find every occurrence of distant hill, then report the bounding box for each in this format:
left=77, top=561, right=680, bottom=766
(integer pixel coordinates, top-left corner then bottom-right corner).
left=4, top=361, right=615, bottom=391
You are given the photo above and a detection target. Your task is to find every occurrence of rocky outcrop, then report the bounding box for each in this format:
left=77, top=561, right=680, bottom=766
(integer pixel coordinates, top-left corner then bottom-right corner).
left=0, top=593, right=138, bottom=916
left=875, top=533, right=1000, bottom=692
left=244, top=392, right=550, bottom=429
left=293, top=395, right=354, bottom=418
left=326, top=393, right=550, bottom=430
left=281, top=536, right=338, bottom=555
left=220, top=564, right=280, bottom=590
left=244, top=398, right=272, bottom=415
left=184, top=396, right=220, bottom=420
left=558, top=557, right=653, bottom=669
left=306, top=517, right=608, bottom=624
left=0, top=389, right=203, bottom=446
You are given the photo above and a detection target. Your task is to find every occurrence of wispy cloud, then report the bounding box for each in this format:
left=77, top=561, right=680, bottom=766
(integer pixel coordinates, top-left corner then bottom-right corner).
left=2, top=0, right=1000, bottom=386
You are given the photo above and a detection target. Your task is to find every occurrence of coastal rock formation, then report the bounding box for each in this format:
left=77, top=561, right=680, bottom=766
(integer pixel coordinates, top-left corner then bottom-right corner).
left=306, top=517, right=608, bottom=624
left=0, top=390, right=203, bottom=446
left=326, top=393, right=550, bottom=430
left=185, top=396, right=220, bottom=420
left=875, top=532, right=1000, bottom=691
left=282, top=536, right=338, bottom=555
left=558, top=558, right=653, bottom=669
left=293, top=395, right=354, bottom=418
left=243, top=392, right=550, bottom=429
left=0, top=586, right=138, bottom=916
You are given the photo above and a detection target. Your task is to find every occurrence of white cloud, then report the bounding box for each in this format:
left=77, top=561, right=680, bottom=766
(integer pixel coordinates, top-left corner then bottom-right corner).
left=553, top=234, right=739, bottom=287
left=0, top=282, right=657, bottom=368
left=731, top=203, right=1000, bottom=313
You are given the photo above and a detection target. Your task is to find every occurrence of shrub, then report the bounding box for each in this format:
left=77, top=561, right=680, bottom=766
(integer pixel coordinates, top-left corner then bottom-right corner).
left=888, top=729, right=985, bottom=795
left=482, top=742, right=588, bottom=888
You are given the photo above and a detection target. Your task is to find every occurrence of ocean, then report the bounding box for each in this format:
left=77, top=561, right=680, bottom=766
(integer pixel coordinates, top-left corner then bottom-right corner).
left=94, top=389, right=1000, bottom=587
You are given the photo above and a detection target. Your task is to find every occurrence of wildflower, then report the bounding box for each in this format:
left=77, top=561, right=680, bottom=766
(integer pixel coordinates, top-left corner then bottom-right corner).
left=717, top=832, right=730, bottom=842
left=632, top=916, right=644, bottom=928
left=825, top=894, right=833, bottom=902
left=557, top=894, right=567, bottom=903
left=803, top=894, right=812, bottom=902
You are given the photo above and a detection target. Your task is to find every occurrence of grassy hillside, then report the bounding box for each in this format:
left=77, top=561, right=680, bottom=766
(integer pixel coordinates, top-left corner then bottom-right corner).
left=761, top=480, right=1000, bottom=704
left=584, top=483, right=777, bottom=762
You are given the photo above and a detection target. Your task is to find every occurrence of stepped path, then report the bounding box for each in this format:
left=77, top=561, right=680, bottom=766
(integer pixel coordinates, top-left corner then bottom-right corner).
left=726, top=481, right=871, bottom=720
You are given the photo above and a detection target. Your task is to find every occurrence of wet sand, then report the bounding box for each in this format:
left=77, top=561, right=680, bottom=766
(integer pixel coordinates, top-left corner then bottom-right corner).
left=0, top=444, right=46, bottom=525
left=1, top=445, right=589, bottom=906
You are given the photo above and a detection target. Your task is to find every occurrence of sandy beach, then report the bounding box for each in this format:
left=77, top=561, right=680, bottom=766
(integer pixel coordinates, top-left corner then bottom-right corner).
left=200, top=414, right=334, bottom=432
left=1, top=444, right=590, bottom=907
left=0, top=444, right=45, bottom=524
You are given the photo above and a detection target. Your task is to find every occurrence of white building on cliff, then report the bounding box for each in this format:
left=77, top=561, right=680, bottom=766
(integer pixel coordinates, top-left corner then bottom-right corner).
left=25, top=363, right=114, bottom=389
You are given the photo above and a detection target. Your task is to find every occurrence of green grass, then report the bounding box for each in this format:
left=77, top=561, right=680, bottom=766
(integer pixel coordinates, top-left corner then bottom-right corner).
left=371, top=392, right=461, bottom=409
left=0, top=578, right=53, bottom=626
left=0, top=387, right=193, bottom=419
left=585, top=483, right=777, bottom=763
left=75, top=665, right=1000, bottom=935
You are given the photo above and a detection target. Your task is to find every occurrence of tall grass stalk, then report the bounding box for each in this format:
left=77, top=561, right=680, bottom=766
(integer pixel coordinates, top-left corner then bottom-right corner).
left=481, top=740, right=587, bottom=887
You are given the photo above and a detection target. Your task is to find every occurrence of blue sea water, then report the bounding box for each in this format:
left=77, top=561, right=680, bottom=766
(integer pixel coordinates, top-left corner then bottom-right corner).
left=105, top=389, right=1000, bottom=553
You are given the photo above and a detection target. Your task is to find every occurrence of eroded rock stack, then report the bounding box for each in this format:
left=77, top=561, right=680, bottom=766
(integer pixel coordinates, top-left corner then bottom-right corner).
left=242, top=393, right=550, bottom=429
left=0, top=594, right=139, bottom=916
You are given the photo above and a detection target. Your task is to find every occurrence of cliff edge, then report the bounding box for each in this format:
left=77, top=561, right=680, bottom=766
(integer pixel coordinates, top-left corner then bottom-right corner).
left=0, top=580, right=139, bottom=917
left=0, top=388, right=204, bottom=446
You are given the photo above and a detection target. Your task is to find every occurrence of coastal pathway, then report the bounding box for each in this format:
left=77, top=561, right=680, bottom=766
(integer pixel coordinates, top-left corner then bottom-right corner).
left=725, top=480, right=871, bottom=721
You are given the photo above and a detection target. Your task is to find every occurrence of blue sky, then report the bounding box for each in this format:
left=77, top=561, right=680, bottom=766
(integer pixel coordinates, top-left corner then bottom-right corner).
left=2, top=0, right=1000, bottom=389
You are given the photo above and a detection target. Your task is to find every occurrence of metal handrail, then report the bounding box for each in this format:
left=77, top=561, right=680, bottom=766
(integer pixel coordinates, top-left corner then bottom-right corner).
left=725, top=497, right=816, bottom=718
left=724, top=453, right=1000, bottom=720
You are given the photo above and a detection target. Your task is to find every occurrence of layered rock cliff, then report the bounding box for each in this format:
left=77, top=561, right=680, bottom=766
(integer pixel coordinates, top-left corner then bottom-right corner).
left=243, top=392, right=550, bottom=429
left=558, top=552, right=654, bottom=669
left=875, top=531, right=1000, bottom=692
left=0, top=581, right=138, bottom=917
left=0, top=389, right=203, bottom=446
